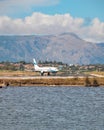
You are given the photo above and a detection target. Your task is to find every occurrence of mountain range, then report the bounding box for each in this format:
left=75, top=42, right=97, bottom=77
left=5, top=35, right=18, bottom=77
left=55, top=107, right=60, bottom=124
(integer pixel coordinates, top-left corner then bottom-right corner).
left=0, top=33, right=104, bottom=64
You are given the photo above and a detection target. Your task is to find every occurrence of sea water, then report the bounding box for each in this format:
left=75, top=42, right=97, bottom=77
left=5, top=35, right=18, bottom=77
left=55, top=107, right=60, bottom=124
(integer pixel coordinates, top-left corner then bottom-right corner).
left=0, top=86, right=104, bottom=130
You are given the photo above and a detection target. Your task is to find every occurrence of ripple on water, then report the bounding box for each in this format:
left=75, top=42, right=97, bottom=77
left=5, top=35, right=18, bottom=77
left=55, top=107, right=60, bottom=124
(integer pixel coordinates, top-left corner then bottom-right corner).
left=0, top=86, right=104, bottom=130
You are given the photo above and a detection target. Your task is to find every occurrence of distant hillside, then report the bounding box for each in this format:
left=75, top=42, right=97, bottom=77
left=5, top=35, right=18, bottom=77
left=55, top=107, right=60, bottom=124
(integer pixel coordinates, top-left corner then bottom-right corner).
left=0, top=33, right=104, bottom=64
left=97, top=43, right=104, bottom=49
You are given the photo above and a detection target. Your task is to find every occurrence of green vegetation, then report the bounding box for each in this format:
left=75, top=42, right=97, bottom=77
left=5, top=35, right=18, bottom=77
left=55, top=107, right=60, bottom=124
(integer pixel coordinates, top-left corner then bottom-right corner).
left=0, top=61, right=104, bottom=76
left=0, top=61, right=104, bottom=87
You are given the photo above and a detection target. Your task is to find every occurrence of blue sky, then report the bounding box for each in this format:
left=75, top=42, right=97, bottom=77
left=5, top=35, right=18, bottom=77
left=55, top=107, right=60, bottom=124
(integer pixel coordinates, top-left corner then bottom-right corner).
left=0, top=0, right=103, bottom=21
left=31, top=0, right=104, bottom=21
left=0, top=0, right=104, bottom=42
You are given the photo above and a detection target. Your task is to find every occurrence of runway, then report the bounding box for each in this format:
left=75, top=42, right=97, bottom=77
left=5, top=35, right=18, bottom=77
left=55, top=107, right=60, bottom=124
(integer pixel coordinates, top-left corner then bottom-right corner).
left=0, top=75, right=94, bottom=79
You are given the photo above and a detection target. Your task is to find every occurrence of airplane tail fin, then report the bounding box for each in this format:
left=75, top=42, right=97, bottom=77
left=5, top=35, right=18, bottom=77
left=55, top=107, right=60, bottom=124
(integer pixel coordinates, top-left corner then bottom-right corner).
left=33, top=58, right=37, bottom=65
left=33, top=58, right=40, bottom=70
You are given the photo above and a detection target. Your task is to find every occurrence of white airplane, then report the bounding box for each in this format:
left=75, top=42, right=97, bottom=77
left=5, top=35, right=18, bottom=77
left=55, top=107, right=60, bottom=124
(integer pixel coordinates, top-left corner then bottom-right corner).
left=33, top=58, right=58, bottom=76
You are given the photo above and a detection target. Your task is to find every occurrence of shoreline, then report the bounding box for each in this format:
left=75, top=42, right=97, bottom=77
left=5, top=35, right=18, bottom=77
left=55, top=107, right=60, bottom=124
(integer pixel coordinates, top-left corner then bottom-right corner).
left=0, top=76, right=104, bottom=87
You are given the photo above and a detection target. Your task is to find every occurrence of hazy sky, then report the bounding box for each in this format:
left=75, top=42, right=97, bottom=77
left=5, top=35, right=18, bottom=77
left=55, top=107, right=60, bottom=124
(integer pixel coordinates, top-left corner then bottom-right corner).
left=0, top=0, right=104, bottom=43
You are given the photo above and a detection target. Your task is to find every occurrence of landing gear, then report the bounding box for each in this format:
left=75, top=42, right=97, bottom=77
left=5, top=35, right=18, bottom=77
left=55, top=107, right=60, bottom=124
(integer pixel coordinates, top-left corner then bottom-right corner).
left=48, top=72, right=50, bottom=76
left=40, top=72, right=50, bottom=76
left=41, top=72, right=44, bottom=76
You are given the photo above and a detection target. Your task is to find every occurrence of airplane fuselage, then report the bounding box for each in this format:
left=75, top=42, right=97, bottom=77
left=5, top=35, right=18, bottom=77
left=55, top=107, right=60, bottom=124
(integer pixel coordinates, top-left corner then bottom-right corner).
left=33, top=59, right=58, bottom=76
left=35, top=67, right=58, bottom=75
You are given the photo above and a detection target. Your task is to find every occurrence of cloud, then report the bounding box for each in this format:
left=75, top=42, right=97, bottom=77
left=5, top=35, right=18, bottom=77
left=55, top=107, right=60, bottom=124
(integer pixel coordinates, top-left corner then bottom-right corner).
left=0, top=12, right=104, bottom=43
left=0, top=0, right=59, bottom=6
left=0, top=0, right=59, bottom=16
left=79, top=18, right=104, bottom=42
